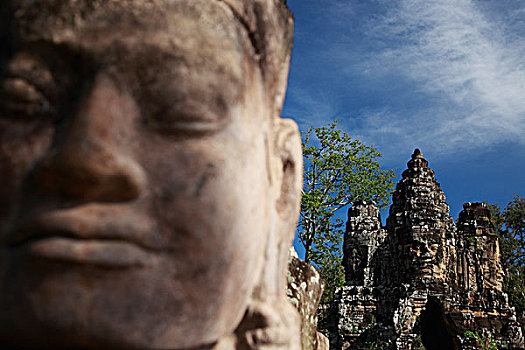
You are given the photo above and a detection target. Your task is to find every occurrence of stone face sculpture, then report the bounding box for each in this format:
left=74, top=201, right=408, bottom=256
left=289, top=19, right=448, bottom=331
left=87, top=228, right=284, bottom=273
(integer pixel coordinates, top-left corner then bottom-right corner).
left=387, top=148, right=457, bottom=287
left=0, top=1, right=301, bottom=349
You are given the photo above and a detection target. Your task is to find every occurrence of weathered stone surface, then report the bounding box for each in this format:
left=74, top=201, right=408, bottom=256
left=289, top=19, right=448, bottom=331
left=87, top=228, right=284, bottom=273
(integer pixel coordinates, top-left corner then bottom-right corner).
left=344, top=201, right=387, bottom=287
left=323, top=149, right=523, bottom=350
left=316, top=332, right=330, bottom=350
left=0, top=1, right=302, bottom=349
left=456, top=202, right=504, bottom=293
left=288, top=248, right=329, bottom=350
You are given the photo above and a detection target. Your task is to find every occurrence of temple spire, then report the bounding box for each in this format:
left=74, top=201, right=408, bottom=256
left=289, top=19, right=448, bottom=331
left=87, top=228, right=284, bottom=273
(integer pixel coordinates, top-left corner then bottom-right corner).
left=406, top=147, right=429, bottom=170
left=412, top=148, right=423, bottom=159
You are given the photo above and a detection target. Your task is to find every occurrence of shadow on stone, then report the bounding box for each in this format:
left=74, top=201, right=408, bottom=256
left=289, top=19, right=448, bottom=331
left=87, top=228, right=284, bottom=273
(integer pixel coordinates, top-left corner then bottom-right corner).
left=420, top=298, right=456, bottom=350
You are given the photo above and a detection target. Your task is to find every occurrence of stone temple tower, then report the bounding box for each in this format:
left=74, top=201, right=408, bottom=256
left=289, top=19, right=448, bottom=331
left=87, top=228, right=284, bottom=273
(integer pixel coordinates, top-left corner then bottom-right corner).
left=386, top=148, right=457, bottom=289
left=455, top=202, right=504, bottom=292
left=343, top=200, right=387, bottom=287
left=324, top=149, right=523, bottom=350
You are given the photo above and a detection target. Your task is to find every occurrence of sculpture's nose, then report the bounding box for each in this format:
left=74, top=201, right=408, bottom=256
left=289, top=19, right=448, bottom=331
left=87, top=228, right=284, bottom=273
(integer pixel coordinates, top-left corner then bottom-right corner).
left=420, top=244, right=433, bottom=260
left=34, top=74, right=147, bottom=202
left=421, top=251, right=433, bottom=259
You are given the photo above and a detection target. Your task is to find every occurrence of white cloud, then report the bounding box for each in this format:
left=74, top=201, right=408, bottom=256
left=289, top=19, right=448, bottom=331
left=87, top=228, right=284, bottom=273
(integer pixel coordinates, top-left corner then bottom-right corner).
left=285, top=0, right=525, bottom=161
left=358, top=0, right=525, bottom=156
left=283, top=86, right=339, bottom=128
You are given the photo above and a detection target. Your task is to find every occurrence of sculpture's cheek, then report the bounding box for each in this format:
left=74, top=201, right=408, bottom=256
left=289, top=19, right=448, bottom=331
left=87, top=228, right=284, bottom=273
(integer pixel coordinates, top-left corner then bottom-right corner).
left=132, top=120, right=271, bottom=347
left=0, top=121, right=54, bottom=232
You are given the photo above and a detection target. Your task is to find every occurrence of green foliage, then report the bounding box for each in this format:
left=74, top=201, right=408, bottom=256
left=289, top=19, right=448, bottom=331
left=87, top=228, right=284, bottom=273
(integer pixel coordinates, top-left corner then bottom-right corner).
left=364, top=339, right=389, bottom=350
left=311, top=219, right=346, bottom=303
left=298, top=121, right=395, bottom=302
left=464, top=331, right=497, bottom=350
left=412, top=334, right=426, bottom=350
left=466, top=236, right=477, bottom=243
left=464, top=331, right=477, bottom=338
left=487, top=195, right=525, bottom=314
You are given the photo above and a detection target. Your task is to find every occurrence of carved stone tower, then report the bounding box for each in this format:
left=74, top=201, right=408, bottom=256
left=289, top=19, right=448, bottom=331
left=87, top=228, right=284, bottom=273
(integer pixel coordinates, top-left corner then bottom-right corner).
left=455, top=202, right=504, bottom=292
left=324, top=149, right=523, bottom=350
left=344, top=200, right=387, bottom=286
left=386, top=148, right=457, bottom=288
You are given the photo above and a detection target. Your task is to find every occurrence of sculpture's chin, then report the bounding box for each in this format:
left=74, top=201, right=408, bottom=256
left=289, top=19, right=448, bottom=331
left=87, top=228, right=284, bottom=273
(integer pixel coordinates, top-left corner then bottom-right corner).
left=0, top=252, right=254, bottom=350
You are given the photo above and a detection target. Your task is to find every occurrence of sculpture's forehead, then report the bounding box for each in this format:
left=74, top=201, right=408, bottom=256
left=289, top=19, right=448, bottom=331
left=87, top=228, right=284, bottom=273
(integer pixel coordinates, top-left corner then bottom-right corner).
left=13, top=0, right=248, bottom=50
left=409, top=238, right=439, bottom=246
left=11, top=0, right=252, bottom=79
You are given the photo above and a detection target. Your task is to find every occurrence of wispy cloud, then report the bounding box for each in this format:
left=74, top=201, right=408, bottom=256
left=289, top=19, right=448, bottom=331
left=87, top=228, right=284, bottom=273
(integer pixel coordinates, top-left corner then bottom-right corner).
left=285, top=0, right=525, bottom=161
left=363, top=0, right=525, bottom=154
left=283, top=86, right=339, bottom=128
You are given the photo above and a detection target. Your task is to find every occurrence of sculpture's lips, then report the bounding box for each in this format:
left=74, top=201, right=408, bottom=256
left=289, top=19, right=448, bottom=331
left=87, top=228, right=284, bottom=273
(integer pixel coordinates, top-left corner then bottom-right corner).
left=7, top=207, right=162, bottom=267
left=8, top=206, right=160, bottom=247
left=18, top=237, right=154, bottom=268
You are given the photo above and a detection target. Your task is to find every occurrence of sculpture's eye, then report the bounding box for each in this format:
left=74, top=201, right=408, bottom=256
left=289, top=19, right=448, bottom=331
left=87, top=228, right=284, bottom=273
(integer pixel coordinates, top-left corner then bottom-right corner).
left=0, top=54, right=56, bottom=121
left=126, top=45, right=240, bottom=137
left=139, top=80, right=228, bottom=137
left=0, top=77, right=55, bottom=119
left=145, top=103, right=226, bottom=136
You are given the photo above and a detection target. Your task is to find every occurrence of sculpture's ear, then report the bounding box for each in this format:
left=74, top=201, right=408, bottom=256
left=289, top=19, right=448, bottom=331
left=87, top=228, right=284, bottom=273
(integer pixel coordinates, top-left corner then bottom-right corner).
left=273, top=118, right=302, bottom=226
left=231, top=118, right=302, bottom=349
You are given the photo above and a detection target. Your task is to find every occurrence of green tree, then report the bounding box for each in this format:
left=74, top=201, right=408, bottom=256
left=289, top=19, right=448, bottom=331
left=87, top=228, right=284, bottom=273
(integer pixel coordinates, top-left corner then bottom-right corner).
left=299, top=121, right=395, bottom=301
left=488, top=195, right=525, bottom=314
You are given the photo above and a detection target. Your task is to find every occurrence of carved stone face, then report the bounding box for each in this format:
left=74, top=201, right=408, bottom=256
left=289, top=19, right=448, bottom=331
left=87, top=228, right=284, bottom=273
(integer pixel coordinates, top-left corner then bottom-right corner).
left=0, top=1, right=299, bottom=349
left=403, top=240, right=441, bottom=281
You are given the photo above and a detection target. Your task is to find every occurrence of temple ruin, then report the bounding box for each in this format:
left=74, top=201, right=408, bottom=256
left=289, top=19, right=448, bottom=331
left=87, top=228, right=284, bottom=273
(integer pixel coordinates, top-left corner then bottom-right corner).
left=321, top=149, right=523, bottom=350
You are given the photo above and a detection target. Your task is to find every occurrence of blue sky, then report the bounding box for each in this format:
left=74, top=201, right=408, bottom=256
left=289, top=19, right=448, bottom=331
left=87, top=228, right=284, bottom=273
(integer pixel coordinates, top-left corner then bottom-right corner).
left=283, top=0, right=525, bottom=258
